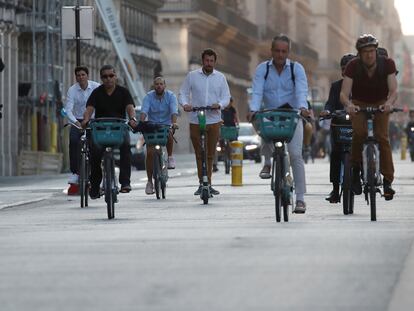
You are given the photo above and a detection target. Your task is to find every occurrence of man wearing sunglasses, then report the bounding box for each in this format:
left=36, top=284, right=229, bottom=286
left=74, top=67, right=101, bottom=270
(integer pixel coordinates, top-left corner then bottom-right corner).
left=82, top=65, right=138, bottom=199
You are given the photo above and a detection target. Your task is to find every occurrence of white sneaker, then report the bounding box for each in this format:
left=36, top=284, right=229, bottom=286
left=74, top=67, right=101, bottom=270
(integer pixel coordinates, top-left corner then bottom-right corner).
left=167, top=156, right=176, bottom=169
left=145, top=182, right=154, bottom=195
left=293, top=200, right=306, bottom=214
left=68, top=173, right=79, bottom=184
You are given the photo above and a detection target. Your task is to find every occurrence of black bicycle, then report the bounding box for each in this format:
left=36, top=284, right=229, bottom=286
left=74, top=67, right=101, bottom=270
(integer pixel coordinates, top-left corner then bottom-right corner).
left=321, top=110, right=354, bottom=215
left=90, top=118, right=130, bottom=219
left=220, top=126, right=238, bottom=174
left=356, top=107, right=402, bottom=221
left=254, top=108, right=299, bottom=222
left=143, top=125, right=171, bottom=199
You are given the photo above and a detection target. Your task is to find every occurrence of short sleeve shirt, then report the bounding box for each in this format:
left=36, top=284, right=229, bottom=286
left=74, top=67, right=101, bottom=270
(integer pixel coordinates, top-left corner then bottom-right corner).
left=344, top=57, right=396, bottom=103
left=86, top=85, right=134, bottom=118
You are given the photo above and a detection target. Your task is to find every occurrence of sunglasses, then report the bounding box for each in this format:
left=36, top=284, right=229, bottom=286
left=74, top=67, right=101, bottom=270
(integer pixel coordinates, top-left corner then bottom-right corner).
left=101, top=74, right=115, bottom=79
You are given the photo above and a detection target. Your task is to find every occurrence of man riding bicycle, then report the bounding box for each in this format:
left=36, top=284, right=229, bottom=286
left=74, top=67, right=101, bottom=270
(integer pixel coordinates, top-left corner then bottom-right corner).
left=179, top=48, right=231, bottom=196
left=320, top=53, right=356, bottom=203
left=340, top=34, right=398, bottom=200
left=140, top=76, right=179, bottom=195
left=248, top=34, right=310, bottom=213
left=81, top=65, right=138, bottom=199
left=64, top=66, right=100, bottom=194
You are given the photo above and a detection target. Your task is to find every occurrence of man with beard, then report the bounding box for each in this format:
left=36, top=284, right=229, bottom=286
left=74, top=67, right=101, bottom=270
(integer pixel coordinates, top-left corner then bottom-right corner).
left=340, top=34, right=398, bottom=200
left=179, top=48, right=231, bottom=196
left=140, top=77, right=179, bottom=195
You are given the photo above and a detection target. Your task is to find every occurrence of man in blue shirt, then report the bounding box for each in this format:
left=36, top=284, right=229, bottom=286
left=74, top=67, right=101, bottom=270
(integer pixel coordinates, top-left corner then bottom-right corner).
left=248, top=34, right=310, bottom=213
left=140, top=77, right=178, bottom=195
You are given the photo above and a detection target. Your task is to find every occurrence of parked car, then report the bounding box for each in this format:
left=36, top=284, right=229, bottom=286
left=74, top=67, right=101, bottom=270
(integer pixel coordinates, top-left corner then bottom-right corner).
left=238, top=122, right=261, bottom=163
left=114, top=131, right=146, bottom=170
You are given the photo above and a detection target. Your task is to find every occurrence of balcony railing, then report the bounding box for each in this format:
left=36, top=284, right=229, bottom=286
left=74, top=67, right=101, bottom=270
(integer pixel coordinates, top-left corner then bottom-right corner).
left=159, top=0, right=258, bottom=39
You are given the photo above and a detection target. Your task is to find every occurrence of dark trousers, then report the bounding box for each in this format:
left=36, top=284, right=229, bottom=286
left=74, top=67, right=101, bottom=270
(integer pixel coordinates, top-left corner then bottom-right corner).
left=69, top=123, right=83, bottom=174
left=90, top=133, right=131, bottom=189
left=329, top=140, right=342, bottom=185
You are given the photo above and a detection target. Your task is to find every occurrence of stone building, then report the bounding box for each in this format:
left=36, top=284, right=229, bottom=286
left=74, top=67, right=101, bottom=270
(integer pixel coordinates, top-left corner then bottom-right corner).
left=0, top=0, right=164, bottom=176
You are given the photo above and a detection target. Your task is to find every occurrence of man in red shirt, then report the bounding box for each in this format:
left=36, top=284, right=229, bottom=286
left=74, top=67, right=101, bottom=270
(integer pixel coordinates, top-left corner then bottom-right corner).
left=340, top=34, right=398, bottom=200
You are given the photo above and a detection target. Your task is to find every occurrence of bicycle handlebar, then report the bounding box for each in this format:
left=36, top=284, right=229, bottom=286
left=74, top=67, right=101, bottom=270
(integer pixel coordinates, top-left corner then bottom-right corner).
left=191, top=106, right=220, bottom=112
left=357, top=107, right=403, bottom=113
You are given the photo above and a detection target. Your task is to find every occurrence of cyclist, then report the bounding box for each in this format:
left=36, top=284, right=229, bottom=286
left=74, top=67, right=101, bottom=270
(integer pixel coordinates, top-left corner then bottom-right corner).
left=320, top=53, right=356, bottom=203
left=248, top=34, right=310, bottom=213
left=179, top=48, right=231, bottom=196
left=340, top=34, right=398, bottom=200
left=64, top=66, right=100, bottom=194
left=213, top=97, right=239, bottom=172
left=81, top=65, right=138, bottom=199
left=140, top=76, right=179, bottom=195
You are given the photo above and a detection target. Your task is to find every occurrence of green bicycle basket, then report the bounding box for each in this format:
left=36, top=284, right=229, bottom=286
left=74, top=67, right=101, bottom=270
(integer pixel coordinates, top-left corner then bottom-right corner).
left=255, top=111, right=299, bottom=142
left=220, top=126, right=238, bottom=140
left=143, top=126, right=170, bottom=146
left=90, top=120, right=129, bottom=148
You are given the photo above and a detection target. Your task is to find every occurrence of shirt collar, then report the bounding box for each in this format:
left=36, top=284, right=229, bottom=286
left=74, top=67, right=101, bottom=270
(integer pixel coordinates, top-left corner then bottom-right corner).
left=197, top=68, right=217, bottom=76
left=76, top=81, right=93, bottom=91
left=270, top=58, right=292, bottom=69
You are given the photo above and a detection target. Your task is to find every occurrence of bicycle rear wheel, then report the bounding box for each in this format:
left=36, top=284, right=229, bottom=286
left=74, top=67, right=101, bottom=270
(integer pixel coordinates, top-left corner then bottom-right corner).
left=104, top=155, right=115, bottom=219
left=272, top=154, right=282, bottom=222
left=153, top=152, right=161, bottom=200
left=367, top=145, right=376, bottom=221
left=224, top=142, right=231, bottom=174
left=80, top=152, right=87, bottom=208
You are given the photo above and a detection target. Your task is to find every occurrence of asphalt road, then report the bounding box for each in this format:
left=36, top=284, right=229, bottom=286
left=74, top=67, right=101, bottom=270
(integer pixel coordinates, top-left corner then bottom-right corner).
left=0, top=154, right=413, bottom=311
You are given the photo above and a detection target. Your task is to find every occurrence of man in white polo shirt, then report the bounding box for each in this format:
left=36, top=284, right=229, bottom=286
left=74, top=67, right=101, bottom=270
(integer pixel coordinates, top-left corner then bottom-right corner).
left=179, top=48, right=231, bottom=196
left=64, top=66, right=100, bottom=194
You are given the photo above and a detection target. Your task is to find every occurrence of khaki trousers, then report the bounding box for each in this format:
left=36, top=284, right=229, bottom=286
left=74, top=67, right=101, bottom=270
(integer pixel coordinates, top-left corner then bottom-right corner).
left=190, top=123, right=221, bottom=184
left=351, top=99, right=394, bottom=182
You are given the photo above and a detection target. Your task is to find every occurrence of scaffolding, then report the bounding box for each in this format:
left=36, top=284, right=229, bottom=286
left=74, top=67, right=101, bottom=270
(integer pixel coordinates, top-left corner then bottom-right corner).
left=18, top=0, right=63, bottom=153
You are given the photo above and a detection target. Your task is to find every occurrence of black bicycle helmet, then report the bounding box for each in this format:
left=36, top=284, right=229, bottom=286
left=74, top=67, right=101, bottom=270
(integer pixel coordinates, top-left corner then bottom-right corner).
left=340, top=53, right=356, bottom=68
left=355, top=34, right=379, bottom=51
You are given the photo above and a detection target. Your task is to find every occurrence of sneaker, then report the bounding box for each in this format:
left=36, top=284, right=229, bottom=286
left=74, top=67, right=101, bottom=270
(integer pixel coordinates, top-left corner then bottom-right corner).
left=145, top=182, right=154, bottom=195
left=68, top=173, right=79, bottom=185
left=167, top=156, right=176, bottom=169
left=259, top=165, right=271, bottom=179
left=90, top=186, right=100, bottom=200
left=213, top=164, right=219, bottom=172
left=209, top=186, right=220, bottom=195
left=120, top=184, right=131, bottom=193
left=293, top=200, right=306, bottom=214
left=383, top=179, right=395, bottom=201
left=325, top=190, right=340, bottom=203
left=352, top=167, right=362, bottom=195
left=194, top=185, right=203, bottom=196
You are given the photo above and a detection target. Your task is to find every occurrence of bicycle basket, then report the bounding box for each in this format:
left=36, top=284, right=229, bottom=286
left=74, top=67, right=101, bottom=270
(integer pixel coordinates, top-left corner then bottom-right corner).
left=90, top=121, right=129, bottom=148
left=220, top=126, right=238, bottom=140
left=331, top=124, right=353, bottom=144
left=255, top=111, right=299, bottom=142
left=143, top=126, right=169, bottom=146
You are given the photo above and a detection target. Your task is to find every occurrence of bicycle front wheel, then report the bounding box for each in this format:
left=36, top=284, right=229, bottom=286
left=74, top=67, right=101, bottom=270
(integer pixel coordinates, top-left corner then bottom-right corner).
left=104, top=155, right=115, bottom=219
left=153, top=152, right=161, bottom=200
left=272, top=154, right=282, bottom=222
left=342, top=153, right=352, bottom=215
left=224, top=142, right=231, bottom=174
left=80, top=152, right=87, bottom=208
left=367, top=145, right=377, bottom=221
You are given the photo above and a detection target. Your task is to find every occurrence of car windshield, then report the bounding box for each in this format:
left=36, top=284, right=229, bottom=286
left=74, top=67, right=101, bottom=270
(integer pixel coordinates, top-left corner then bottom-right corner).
left=239, top=124, right=255, bottom=136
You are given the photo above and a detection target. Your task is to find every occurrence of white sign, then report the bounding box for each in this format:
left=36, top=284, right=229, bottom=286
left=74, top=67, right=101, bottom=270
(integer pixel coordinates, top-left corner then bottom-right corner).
left=62, top=6, right=94, bottom=40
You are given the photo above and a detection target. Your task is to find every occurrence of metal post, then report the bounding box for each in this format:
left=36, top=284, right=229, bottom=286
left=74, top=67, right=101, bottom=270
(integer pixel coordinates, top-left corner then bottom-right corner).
left=75, top=1, right=81, bottom=66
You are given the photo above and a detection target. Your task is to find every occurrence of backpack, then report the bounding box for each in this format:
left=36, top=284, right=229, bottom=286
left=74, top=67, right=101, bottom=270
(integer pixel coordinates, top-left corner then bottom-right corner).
left=264, top=60, right=295, bottom=87
left=354, top=55, right=387, bottom=82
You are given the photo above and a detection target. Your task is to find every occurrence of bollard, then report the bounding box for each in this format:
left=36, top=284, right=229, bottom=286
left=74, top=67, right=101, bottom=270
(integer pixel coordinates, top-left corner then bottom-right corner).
left=401, top=135, right=407, bottom=160
left=230, top=140, right=243, bottom=186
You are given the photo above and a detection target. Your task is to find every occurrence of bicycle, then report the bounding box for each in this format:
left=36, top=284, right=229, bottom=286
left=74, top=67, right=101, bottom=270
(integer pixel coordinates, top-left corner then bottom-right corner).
left=356, top=107, right=402, bottom=221
left=192, top=106, right=219, bottom=205
left=61, top=108, right=90, bottom=208
left=254, top=108, right=299, bottom=222
left=142, top=125, right=171, bottom=199
left=89, top=118, right=130, bottom=219
left=220, top=125, right=239, bottom=174
left=320, top=110, right=354, bottom=215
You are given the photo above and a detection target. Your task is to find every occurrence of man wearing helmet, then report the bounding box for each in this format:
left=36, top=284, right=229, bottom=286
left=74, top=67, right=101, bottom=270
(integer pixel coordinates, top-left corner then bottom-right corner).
left=320, top=53, right=355, bottom=203
left=340, top=34, right=398, bottom=200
